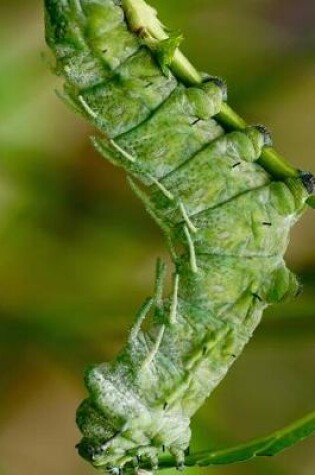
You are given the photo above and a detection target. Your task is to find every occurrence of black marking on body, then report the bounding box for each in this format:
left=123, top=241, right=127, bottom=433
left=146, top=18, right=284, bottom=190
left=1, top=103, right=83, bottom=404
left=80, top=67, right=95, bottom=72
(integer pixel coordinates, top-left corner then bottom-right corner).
left=191, top=118, right=201, bottom=126
left=203, top=76, right=228, bottom=101
left=254, top=125, right=273, bottom=146
left=300, top=171, right=315, bottom=194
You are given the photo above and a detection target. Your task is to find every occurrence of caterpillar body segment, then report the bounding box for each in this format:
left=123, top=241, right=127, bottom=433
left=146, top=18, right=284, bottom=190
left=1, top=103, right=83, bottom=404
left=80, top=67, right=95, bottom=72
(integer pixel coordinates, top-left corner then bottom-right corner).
left=45, top=0, right=140, bottom=89
left=173, top=179, right=307, bottom=259
left=44, top=0, right=314, bottom=472
left=113, top=82, right=225, bottom=179
left=76, top=48, right=178, bottom=137
left=148, top=127, right=271, bottom=226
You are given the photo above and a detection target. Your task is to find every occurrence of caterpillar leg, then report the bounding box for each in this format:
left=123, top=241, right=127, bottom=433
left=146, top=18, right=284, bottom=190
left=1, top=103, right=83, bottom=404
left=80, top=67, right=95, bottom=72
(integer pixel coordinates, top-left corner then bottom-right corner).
left=261, top=263, right=301, bottom=305
left=168, top=427, right=191, bottom=470
left=136, top=447, right=160, bottom=471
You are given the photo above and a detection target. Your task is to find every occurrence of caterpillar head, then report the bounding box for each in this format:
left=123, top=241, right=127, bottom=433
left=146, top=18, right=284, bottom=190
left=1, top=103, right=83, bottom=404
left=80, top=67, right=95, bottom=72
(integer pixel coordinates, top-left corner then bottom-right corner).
left=77, top=365, right=160, bottom=469
left=76, top=395, right=191, bottom=471
left=77, top=399, right=119, bottom=464
left=76, top=398, right=162, bottom=471
left=76, top=399, right=132, bottom=470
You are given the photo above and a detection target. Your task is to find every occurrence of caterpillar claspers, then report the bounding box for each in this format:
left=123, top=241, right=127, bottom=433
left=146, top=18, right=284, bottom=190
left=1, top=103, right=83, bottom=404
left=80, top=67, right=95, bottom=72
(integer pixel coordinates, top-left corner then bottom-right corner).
left=44, top=0, right=314, bottom=472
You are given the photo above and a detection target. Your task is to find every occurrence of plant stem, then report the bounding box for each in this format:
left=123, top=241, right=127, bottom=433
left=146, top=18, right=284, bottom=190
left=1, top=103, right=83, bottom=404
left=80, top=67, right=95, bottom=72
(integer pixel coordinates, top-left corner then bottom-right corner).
left=138, top=411, right=315, bottom=471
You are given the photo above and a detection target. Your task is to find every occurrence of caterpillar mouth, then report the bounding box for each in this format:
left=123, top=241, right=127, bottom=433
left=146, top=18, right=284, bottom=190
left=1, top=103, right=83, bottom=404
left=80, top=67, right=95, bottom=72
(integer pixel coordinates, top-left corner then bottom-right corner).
left=76, top=439, right=99, bottom=462
left=75, top=438, right=111, bottom=463
left=76, top=430, right=123, bottom=463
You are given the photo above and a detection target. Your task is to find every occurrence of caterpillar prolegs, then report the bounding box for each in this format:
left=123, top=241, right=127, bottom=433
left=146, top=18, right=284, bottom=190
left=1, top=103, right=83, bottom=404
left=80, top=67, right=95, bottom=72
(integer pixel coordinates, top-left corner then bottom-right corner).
left=44, top=0, right=315, bottom=472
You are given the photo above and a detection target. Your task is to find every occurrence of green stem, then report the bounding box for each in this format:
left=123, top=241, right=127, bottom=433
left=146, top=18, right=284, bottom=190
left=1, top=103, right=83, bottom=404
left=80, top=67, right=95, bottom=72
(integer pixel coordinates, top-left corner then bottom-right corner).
left=217, top=104, right=299, bottom=179
left=170, top=49, right=203, bottom=86
left=306, top=195, right=315, bottom=208
left=139, top=411, right=315, bottom=471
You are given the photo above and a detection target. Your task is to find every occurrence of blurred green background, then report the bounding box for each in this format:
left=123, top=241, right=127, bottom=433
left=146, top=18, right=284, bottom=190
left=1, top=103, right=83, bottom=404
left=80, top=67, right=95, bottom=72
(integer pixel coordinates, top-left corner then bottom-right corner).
left=0, top=1, right=314, bottom=474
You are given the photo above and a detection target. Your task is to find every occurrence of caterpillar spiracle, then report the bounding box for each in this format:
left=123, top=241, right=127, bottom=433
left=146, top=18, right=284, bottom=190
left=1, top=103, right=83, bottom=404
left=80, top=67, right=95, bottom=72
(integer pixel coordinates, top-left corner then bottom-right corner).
left=44, top=0, right=315, bottom=472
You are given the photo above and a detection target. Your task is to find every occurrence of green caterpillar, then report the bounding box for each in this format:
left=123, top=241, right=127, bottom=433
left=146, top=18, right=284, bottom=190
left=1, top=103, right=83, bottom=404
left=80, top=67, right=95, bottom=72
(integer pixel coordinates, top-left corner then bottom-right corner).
left=44, top=0, right=314, bottom=472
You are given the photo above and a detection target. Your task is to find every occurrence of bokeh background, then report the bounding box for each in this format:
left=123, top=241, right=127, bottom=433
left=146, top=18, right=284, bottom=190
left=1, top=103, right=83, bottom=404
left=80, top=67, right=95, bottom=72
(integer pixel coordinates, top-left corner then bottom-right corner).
left=0, top=0, right=314, bottom=474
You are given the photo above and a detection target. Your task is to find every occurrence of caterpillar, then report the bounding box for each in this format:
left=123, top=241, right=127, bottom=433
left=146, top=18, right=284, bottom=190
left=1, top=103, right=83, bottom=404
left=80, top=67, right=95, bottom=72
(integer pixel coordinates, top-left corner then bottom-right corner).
left=44, top=0, right=315, bottom=473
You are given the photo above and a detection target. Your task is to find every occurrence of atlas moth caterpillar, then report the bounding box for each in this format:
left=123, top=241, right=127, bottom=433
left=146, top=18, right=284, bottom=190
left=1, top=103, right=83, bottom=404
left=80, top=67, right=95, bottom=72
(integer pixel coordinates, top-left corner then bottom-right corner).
left=44, top=0, right=315, bottom=472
